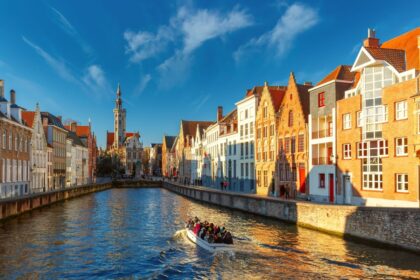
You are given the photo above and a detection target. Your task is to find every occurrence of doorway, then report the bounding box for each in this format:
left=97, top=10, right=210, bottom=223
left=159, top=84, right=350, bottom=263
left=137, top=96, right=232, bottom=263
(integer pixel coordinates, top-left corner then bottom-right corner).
left=328, top=173, right=334, bottom=203
left=299, top=165, right=306, bottom=194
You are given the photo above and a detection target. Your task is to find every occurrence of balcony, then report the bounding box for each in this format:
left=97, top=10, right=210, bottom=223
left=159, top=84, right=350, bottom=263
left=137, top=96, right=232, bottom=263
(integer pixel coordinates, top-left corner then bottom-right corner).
left=312, top=157, right=332, bottom=165
left=312, top=129, right=333, bottom=139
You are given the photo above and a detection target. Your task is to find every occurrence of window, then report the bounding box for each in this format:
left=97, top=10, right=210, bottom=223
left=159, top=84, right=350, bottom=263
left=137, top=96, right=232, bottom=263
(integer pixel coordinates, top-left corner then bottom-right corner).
left=245, top=124, right=248, bottom=136
left=343, top=113, right=351, bottom=130
left=318, top=92, right=325, bottom=107
left=257, top=128, right=261, bottom=139
left=270, top=124, right=274, bottom=136
left=343, top=144, right=351, bottom=159
left=285, top=137, right=290, bottom=153
left=298, top=134, right=304, bottom=152
left=291, top=136, right=296, bottom=154
left=240, top=163, right=244, bottom=177
left=319, top=174, right=325, bottom=188
left=250, top=122, right=254, bottom=135
left=257, top=170, right=261, bottom=187
left=263, top=170, right=268, bottom=187
left=396, top=174, right=408, bottom=192
left=363, top=171, right=383, bottom=191
left=245, top=109, right=248, bottom=119
left=250, top=142, right=254, bottom=157
left=395, top=100, right=408, bottom=120
left=240, top=125, right=243, bottom=137
left=288, top=110, right=293, bottom=127
left=357, top=140, right=388, bottom=158
left=395, top=137, right=408, bottom=156
left=263, top=126, right=267, bottom=138
left=2, top=130, right=6, bottom=149
left=278, top=138, right=283, bottom=154
left=245, top=163, right=249, bottom=177
left=263, top=103, right=268, bottom=118
left=357, top=111, right=362, bottom=127
left=240, top=143, right=244, bottom=157
left=245, top=142, right=249, bottom=157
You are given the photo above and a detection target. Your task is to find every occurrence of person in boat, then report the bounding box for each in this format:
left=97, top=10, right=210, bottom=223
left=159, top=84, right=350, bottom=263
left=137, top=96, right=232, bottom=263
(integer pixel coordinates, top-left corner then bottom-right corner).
left=222, top=231, right=233, bottom=244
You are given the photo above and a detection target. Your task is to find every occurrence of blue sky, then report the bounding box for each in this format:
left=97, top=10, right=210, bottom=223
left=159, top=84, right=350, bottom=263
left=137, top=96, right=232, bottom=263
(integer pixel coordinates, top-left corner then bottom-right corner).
left=0, top=0, right=419, bottom=147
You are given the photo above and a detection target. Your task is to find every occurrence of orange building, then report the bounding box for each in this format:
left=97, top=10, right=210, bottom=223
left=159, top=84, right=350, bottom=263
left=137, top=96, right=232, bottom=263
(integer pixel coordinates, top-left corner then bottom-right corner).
left=337, top=28, right=420, bottom=207
left=276, top=73, right=311, bottom=199
left=255, top=83, right=287, bottom=195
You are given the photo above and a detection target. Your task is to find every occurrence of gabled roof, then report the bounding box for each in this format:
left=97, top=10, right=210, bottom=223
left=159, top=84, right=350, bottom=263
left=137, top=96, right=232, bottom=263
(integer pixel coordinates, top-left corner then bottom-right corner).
left=164, top=135, right=176, bottom=149
left=316, top=65, right=355, bottom=86
left=181, top=120, right=213, bottom=138
left=268, top=86, right=288, bottom=112
left=381, top=27, right=420, bottom=71
left=40, top=112, right=65, bottom=129
left=297, top=84, right=312, bottom=122
left=364, top=47, right=406, bottom=72
left=21, top=111, right=36, bottom=128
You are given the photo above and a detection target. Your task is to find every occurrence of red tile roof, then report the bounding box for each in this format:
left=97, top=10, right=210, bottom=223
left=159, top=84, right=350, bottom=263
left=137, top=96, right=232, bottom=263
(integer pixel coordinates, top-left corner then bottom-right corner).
left=381, top=27, right=420, bottom=71
left=268, top=86, right=288, bottom=112
left=106, top=132, right=137, bottom=149
left=21, top=111, right=35, bottom=128
left=64, top=125, right=91, bottom=138
left=364, top=46, right=406, bottom=72
left=316, top=65, right=355, bottom=86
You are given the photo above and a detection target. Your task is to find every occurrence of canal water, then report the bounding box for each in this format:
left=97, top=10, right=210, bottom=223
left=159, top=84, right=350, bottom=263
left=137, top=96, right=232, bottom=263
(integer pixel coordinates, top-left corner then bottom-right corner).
left=0, top=188, right=419, bottom=279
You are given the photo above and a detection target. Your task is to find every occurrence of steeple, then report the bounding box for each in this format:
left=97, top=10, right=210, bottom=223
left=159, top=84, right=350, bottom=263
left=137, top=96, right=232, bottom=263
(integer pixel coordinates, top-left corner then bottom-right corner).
left=113, top=82, right=126, bottom=149
left=116, top=82, right=122, bottom=108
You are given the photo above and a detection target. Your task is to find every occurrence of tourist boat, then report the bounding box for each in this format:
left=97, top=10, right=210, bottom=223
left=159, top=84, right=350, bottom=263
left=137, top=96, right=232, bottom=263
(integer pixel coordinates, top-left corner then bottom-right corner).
left=186, top=229, right=233, bottom=252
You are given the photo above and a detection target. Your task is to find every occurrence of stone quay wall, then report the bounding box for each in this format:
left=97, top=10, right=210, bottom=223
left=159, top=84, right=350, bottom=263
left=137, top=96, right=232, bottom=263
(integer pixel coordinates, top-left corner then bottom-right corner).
left=0, top=179, right=161, bottom=222
left=163, top=181, right=420, bottom=254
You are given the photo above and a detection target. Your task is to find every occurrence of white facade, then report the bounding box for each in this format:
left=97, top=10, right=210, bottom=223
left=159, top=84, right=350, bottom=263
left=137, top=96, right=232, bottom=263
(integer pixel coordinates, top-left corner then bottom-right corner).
left=124, top=134, right=142, bottom=177
left=203, top=122, right=220, bottom=187
left=235, top=95, right=257, bottom=193
left=29, top=106, right=48, bottom=193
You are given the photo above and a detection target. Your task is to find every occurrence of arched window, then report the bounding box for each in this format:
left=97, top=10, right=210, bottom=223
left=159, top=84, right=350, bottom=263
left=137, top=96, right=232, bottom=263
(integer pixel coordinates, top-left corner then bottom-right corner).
left=288, top=110, right=293, bottom=127
left=2, top=130, right=6, bottom=149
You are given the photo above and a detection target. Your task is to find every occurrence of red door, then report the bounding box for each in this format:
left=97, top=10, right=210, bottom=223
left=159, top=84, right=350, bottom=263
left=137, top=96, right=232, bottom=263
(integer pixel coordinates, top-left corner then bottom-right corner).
left=299, top=167, right=306, bottom=194
left=329, top=173, right=334, bottom=203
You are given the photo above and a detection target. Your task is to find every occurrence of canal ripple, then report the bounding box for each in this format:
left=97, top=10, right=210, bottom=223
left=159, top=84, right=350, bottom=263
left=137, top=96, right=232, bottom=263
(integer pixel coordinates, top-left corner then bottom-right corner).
left=0, top=188, right=419, bottom=279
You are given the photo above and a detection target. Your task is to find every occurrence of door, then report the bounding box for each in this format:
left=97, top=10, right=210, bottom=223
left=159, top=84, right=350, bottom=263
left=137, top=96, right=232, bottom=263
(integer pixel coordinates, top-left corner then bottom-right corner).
left=343, top=175, right=352, bottom=204
left=299, top=166, right=306, bottom=194
left=329, top=173, right=334, bottom=203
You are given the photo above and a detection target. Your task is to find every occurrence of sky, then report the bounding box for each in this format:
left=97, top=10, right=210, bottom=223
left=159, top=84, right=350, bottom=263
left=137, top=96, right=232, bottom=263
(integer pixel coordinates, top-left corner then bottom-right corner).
left=0, top=0, right=419, bottom=148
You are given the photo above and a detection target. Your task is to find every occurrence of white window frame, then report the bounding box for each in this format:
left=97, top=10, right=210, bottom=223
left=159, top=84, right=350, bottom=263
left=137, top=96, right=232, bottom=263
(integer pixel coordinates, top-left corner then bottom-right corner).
left=343, top=143, right=351, bottom=159
left=395, top=137, right=408, bottom=156
left=395, top=100, right=408, bottom=120
left=343, top=113, right=351, bottom=130
left=396, top=173, right=408, bottom=193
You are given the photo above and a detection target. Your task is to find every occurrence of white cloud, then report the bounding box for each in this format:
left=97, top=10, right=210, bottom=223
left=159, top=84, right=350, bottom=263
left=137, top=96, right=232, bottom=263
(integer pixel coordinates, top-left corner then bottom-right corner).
left=124, top=26, right=174, bottom=63
left=22, top=36, right=78, bottom=83
left=82, top=64, right=113, bottom=97
left=157, top=51, right=192, bottom=90
left=50, top=7, right=92, bottom=54
left=133, top=74, right=152, bottom=96
left=234, top=3, right=318, bottom=61
left=180, top=7, right=253, bottom=54
left=124, top=5, right=252, bottom=67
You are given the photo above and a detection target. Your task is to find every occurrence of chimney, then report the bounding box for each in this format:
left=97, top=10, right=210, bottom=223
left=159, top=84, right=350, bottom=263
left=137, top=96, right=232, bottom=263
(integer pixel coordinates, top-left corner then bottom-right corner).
left=0, top=80, right=4, bottom=98
left=304, top=81, right=312, bottom=86
left=43, top=117, right=48, bottom=127
left=10, top=89, right=16, bottom=104
left=217, top=106, right=223, bottom=122
left=363, top=28, right=380, bottom=48
left=70, top=121, right=77, bottom=132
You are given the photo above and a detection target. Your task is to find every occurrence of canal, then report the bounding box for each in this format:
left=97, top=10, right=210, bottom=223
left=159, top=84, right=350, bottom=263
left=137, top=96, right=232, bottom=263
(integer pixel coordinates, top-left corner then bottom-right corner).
left=0, top=188, right=419, bottom=279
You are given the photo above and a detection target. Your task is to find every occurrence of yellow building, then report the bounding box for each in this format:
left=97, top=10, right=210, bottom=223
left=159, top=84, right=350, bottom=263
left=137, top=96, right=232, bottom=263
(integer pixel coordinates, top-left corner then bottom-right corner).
left=255, top=82, right=287, bottom=195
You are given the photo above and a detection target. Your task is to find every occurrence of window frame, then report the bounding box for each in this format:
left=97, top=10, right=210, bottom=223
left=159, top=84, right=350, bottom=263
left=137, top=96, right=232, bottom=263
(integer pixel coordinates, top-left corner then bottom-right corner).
left=343, top=113, right=351, bottom=130
left=318, top=92, right=325, bottom=107
left=395, top=100, right=408, bottom=121
left=343, top=143, right=351, bottom=159
left=395, top=137, right=408, bottom=156
left=396, top=173, right=408, bottom=193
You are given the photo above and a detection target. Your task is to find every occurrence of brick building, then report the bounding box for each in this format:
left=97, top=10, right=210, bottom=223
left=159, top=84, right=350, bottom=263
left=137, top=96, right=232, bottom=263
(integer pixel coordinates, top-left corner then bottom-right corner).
left=0, top=85, right=32, bottom=198
left=255, top=82, right=287, bottom=195
left=276, top=73, right=311, bottom=199
left=337, top=28, right=420, bottom=207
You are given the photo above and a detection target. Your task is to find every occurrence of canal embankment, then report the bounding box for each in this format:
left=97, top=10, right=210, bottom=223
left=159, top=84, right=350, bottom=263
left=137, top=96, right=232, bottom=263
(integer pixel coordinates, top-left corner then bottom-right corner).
left=163, top=181, right=420, bottom=254
left=0, top=179, right=161, bottom=222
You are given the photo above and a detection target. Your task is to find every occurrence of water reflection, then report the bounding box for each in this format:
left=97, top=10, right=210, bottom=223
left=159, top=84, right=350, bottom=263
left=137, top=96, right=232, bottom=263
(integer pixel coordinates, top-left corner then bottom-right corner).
left=0, top=188, right=419, bottom=279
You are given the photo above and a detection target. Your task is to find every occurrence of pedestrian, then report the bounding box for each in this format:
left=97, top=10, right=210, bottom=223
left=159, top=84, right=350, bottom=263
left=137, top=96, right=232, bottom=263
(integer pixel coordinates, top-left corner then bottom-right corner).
left=220, top=180, right=224, bottom=190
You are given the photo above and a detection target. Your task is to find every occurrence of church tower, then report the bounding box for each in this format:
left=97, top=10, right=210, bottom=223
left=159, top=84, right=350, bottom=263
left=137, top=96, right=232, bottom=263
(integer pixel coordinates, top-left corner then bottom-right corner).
left=113, top=83, right=126, bottom=148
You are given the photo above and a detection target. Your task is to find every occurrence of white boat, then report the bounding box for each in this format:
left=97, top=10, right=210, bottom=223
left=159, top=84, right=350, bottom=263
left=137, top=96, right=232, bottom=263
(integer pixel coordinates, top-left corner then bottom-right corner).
left=186, top=229, right=233, bottom=252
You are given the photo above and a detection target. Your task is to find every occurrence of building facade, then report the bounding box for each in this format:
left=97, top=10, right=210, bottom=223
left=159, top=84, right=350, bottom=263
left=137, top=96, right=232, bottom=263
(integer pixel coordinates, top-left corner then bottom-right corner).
left=337, top=28, right=420, bottom=207
left=22, top=105, right=49, bottom=193
left=308, top=66, right=355, bottom=203
left=0, top=86, right=32, bottom=198
left=255, top=83, right=287, bottom=195
left=162, top=135, right=176, bottom=177
left=276, top=74, right=311, bottom=199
